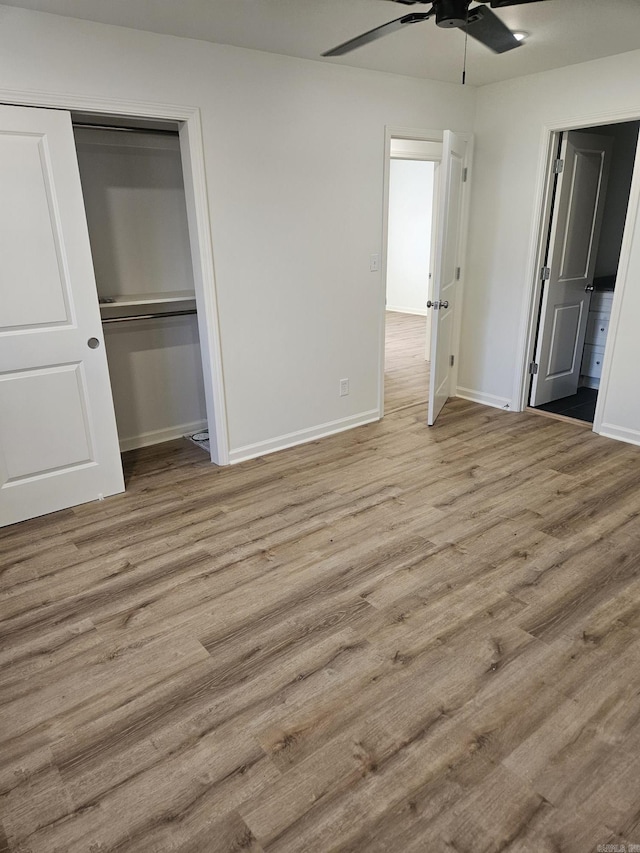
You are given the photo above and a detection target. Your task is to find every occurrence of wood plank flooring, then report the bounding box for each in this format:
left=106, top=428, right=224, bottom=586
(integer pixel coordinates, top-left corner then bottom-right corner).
left=2, top=314, right=640, bottom=852
left=385, top=310, right=429, bottom=413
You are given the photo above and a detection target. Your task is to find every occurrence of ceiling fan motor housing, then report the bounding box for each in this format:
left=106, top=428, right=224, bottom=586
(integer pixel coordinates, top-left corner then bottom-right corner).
left=435, top=0, right=469, bottom=27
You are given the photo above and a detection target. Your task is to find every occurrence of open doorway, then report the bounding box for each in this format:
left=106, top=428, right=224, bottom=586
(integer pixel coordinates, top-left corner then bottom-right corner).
left=528, top=120, right=639, bottom=425
left=384, top=138, right=440, bottom=414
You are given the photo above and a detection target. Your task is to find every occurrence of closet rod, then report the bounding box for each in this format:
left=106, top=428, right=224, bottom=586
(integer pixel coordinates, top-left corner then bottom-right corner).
left=101, top=309, right=196, bottom=325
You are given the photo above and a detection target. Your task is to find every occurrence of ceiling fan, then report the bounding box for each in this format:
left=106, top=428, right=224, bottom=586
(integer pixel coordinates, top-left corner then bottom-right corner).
left=322, top=0, right=549, bottom=59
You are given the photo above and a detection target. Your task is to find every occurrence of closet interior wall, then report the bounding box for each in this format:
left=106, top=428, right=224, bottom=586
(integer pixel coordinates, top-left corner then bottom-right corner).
left=73, top=122, right=208, bottom=452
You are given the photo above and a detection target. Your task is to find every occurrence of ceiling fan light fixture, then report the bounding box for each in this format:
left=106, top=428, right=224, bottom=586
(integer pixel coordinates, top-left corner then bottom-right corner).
left=435, top=0, right=468, bottom=28
left=322, top=0, right=548, bottom=60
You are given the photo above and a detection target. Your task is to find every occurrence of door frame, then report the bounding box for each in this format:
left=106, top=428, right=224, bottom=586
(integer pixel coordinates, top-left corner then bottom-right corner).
left=516, top=108, right=640, bottom=438
left=0, top=87, right=229, bottom=465
left=380, top=126, right=473, bottom=418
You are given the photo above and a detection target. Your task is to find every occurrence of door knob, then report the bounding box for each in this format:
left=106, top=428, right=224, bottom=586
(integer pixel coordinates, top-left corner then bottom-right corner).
left=87, top=337, right=100, bottom=349
left=427, top=300, right=435, bottom=309
left=427, top=300, right=450, bottom=310
left=585, top=284, right=595, bottom=292
left=441, top=301, right=449, bottom=309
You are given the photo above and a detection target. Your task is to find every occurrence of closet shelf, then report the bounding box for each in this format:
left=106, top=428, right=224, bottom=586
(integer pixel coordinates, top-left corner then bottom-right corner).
left=99, top=291, right=196, bottom=309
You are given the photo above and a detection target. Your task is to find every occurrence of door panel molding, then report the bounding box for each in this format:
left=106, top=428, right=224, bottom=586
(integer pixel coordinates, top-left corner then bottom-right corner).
left=0, top=362, right=95, bottom=483
left=559, top=149, right=607, bottom=280
left=0, top=131, right=74, bottom=331
left=546, top=302, right=583, bottom=377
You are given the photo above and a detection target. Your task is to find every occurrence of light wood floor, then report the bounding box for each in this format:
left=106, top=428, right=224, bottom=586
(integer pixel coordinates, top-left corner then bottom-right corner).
left=385, top=310, right=430, bottom=414
left=2, top=318, right=640, bottom=852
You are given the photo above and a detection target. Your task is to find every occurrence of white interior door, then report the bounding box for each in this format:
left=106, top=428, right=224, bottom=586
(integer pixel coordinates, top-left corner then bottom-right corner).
left=530, top=131, right=612, bottom=406
left=0, top=105, right=124, bottom=528
left=428, top=130, right=467, bottom=426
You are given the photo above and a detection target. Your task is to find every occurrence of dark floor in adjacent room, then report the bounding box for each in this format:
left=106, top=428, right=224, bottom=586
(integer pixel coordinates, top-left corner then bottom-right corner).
left=534, top=386, right=598, bottom=423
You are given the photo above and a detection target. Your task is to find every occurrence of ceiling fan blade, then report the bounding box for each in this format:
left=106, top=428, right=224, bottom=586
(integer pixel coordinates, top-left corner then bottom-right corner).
left=322, top=11, right=433, bottom=57
left=465, top=5, right=521, bottom=53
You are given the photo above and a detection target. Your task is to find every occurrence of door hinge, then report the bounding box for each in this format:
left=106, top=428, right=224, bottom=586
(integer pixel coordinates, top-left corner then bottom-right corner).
left=541, top=266, right=551, bottom=280
left=553, top=159, right=564, bottom=174
left=450, top=355, right=455, bottom=367
left=455, top=267, right=461, bottom=280
left=529, top=362, right=539, bottom=375
left=462, top=167, right=468, bottom=182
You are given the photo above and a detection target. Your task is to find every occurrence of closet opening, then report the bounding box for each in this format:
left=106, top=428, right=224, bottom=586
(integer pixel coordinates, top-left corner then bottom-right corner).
left=71, top=112, right=211, bottom=463
left=527, top=120, right=639, bottom=426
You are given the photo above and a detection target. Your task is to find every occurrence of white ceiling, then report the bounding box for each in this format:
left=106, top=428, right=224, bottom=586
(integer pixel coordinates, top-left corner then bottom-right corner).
left=2, top=0, right=640, bottom=86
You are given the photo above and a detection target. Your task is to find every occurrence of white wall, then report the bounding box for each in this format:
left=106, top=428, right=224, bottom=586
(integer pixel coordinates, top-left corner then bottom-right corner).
left=386, top=159, right=434, bottom=315
left=459, top=49, right=640, bottom=430
left=103, top=319, right=207, bottom=450
left=74, top=129, right=195, bottom=298
left=0, top=5, right=475, bottom=460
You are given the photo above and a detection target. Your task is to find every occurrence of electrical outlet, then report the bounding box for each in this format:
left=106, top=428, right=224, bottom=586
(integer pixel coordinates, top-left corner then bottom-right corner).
left=339, top=378, right=349, bottom=397
left=370, top=254, right=380, bottom=272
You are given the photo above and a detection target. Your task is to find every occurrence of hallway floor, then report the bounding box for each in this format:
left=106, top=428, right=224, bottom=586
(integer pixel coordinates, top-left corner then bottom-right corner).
left=384, top=310, right=429, bottom=414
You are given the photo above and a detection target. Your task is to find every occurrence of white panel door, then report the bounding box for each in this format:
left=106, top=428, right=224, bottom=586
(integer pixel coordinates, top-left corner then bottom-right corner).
left=0, top=105, right=124, bottom=527
left=428, top=130, right=467, bottom=426
left=530, top=131, right=612, bottom=406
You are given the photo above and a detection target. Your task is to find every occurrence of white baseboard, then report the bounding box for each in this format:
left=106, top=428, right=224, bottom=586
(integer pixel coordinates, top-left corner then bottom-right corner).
left=456, top=387, right=513, bottom=411
left=119, top=419, right=208, bottom=452
left=597, top=422, right=640, bottom=448
left=386, top=305, right=428, bottom=316
left=228, top=409, right=380, bottom=465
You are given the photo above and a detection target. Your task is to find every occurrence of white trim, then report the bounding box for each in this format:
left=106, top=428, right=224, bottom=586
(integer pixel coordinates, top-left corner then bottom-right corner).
left=593, top=134, right=640, bottom=434
left=514, top=128, right=559, bottom=412
left=228, top=410, right=380, bottom=465
left=179, top=114, right=229, bottom=465
left=449, top=133, right=474, bottom=397
left=390, top=138, right=443, bottom=161
left=597, top=423, right=640, bottom=448
left=380, top=130, right=393, bottom=420
left=386, top=305, right=428, bottom=316
left=456, top=387, right=513, bottom=411
left=385, top=126, right=447, bottom=144
left=0, top=87, right=229, bottom=466
left=119, top=420, right=208, bottom=453
left=0, top=88, right=196, bottom=119
left=545, top=107, right=640, bottom=133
